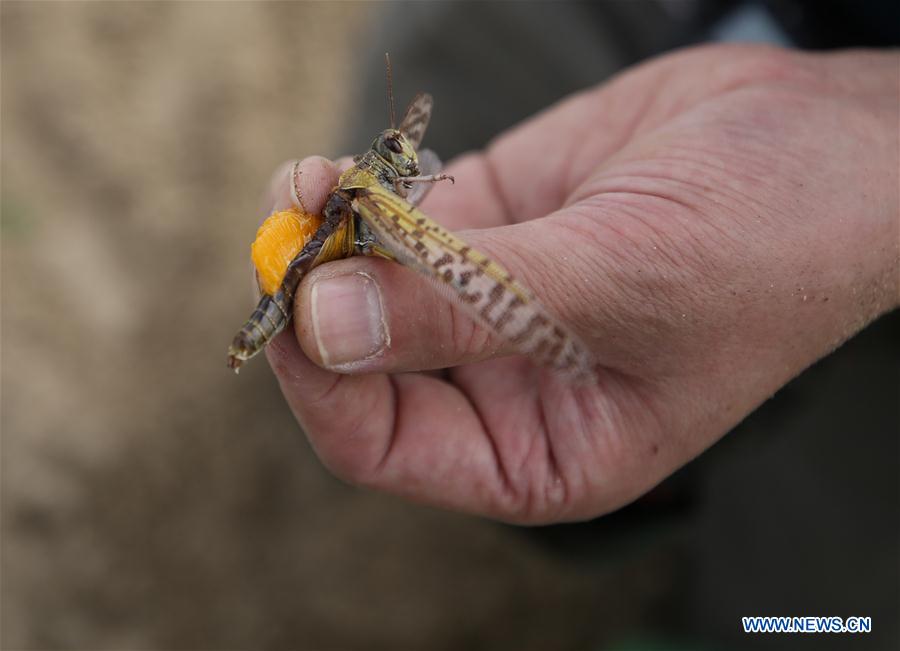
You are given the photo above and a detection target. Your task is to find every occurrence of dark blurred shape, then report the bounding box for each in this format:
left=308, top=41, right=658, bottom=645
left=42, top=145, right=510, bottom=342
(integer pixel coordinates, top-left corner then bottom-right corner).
left=764, top=0, right=900, bottom=47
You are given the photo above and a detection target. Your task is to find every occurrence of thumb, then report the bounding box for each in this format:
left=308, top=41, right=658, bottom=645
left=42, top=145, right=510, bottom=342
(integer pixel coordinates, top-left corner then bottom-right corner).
left=292, top=216, right=591, bottom=374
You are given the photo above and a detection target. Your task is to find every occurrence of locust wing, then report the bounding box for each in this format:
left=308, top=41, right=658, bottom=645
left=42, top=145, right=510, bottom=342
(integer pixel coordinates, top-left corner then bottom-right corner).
left=352, top=184, right=592, bottom=376
left=398, top=92, right=433, bottom=150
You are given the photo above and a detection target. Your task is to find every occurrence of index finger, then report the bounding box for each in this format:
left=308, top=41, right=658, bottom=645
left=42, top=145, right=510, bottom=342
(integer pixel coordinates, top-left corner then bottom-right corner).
left=263, top=156, right=339, bottom=215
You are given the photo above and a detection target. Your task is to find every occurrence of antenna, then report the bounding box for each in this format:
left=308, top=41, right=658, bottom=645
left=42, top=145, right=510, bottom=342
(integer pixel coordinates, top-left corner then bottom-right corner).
left=385, top=52, right=395, bottom=129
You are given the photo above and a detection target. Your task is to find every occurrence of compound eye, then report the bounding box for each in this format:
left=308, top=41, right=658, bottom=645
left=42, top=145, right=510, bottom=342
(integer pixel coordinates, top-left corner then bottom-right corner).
left=385, top=137, right=402, bottom=154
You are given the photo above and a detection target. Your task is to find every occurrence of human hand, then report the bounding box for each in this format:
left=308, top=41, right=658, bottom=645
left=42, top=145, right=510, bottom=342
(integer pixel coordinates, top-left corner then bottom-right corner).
left=262, top=45, right=898, bottom=523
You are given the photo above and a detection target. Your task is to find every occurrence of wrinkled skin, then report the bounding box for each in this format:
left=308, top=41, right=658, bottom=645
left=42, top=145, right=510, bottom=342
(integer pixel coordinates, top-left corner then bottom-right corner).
left=261, top=45, right=898, bottom=524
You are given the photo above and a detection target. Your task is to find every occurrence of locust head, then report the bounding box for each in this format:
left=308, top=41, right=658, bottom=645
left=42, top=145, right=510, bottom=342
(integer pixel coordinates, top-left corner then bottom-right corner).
left=373, top=129, right=419, bottom=177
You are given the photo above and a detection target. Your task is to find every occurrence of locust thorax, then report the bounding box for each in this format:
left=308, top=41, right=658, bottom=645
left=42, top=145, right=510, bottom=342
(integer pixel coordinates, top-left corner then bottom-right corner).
left=372, top=129, right=419, bottom=177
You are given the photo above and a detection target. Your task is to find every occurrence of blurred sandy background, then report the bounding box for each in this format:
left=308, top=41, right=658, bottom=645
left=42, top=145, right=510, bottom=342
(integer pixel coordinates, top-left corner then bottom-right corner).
left=5, top=2, right=897, bottom=649
left=1, top=3, right=674, bottom=649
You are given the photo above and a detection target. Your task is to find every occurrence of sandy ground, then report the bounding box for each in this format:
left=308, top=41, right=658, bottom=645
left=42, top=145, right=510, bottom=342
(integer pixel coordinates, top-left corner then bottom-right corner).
left=1, top=3, right=671, bottom=648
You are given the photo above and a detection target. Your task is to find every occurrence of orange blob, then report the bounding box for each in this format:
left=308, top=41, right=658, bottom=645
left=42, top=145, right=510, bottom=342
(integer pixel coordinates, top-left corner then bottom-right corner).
left=251, top=206, right=323, bottom=296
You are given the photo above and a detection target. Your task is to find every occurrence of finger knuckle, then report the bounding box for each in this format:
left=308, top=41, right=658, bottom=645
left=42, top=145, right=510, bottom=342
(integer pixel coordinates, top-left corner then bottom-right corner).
left=320, top=451, right=373, bottom=486
left=310, top=402, right=385, bottom=486
left=439, top=299, right=496, bottom=363
left=716, top=45, right=811, bottom=91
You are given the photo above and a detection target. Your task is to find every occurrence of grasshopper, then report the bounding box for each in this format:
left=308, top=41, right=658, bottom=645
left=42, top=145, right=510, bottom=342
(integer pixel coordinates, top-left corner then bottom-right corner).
left=227, top=57, right=590, bottom=376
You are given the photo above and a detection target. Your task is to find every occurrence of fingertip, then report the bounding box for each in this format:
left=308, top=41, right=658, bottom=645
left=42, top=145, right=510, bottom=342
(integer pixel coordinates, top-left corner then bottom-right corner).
left=334, top=156, right=356, bottom=174
left=290, top=156, right=340, bottom=215
left=261, top=160, right=296, bottom=214
left=264, top=156, right=340, bottom=214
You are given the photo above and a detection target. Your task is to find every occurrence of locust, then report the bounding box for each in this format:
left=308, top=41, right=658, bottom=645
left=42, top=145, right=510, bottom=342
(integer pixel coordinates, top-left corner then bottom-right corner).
left=227, top=57, right=591, bottom=377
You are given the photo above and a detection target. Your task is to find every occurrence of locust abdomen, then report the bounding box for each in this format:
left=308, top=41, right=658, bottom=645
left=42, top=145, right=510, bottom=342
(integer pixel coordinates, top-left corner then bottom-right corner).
left=227, top=207, right=322, bottom=371
left=227, top=292, right=292, bottom=371
left=252, top=207, right=323, bottom=296
left=228, top=195, right=354, bottom=372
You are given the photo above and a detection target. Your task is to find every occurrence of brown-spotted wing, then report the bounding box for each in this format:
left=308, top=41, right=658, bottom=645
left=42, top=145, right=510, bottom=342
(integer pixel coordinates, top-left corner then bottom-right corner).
left=352, top=183, right=592, bottom=376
